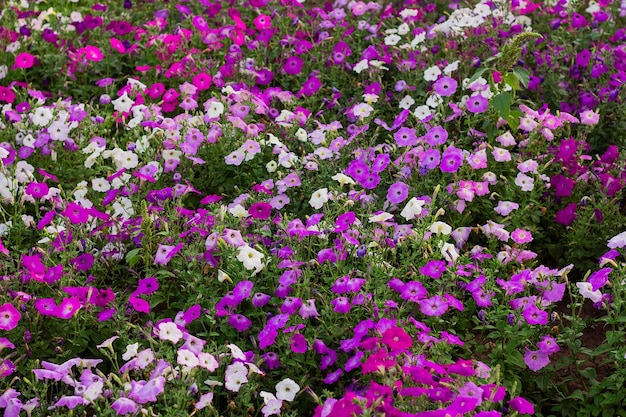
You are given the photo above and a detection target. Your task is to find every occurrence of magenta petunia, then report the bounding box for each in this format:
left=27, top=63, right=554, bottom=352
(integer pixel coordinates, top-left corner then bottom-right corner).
left=382, top=327, right=412, bottom=350
left=25, top=182, right=49, bottom=198
left=330, top=297, right=351, bottom=314
left=0, top=304, right=20, bottom=331
left=283, top=56, right=304, bottom=75
left=424, top=125, right=448, bottom=146
left=290, top=334, right=308, bottom=353
left=537, top=335, right=560, bottom=354
left=248, top=202, right=272, bottom=220
left=62, top=203, right=89, bottom=224
left=34, top=298, right=58, bottom=317
left=525, top=348, right=550, bottom=372
left=56, top=297, right=82, bottom=319
left=13, top=52, right=36, bottom=69
left=393, top=127, right=418, bottom=147
left=509, top=397, right=535, bottom=414
left=511, top=228, right=533, bottom=244
left=420, top=260, right=446, bottom=279
left=522, top=304, right=548, bottom=325
left=135, top=277, right=159, bottom=295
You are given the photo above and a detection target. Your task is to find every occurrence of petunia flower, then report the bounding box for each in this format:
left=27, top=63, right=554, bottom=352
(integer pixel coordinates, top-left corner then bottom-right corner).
left=156, top=322, right=183, bottom=344
left=236, top=245, right=265, bottom=275
left=0, top=304, right=20, bottom=331
left=309, top=188, right=329, bottom=210
left=607, top=230, right=626, bottom=249
left=276, top=378, right=300, bottom=402
left=381, top=327, right=412, bottom=350
left=153, top=243, right=183, bottom=265
left=111, top=397, right=138, bottom=415
left=509, top=396, right=535, bottom=414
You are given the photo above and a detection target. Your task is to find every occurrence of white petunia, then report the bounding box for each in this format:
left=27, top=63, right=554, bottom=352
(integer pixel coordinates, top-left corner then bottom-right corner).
left=156, top=321, right=183, bottom=344
left=430, top=221, right=452, bottom=235
left=111, top=92, right=134, bottom=113
left=576, top=282, right=602, bottom=303
left=400, top=197, right=426, bottom=221
left=275, top=378, right=300, bottom=402
left=122, top=343, right=139, bottom=361
left=309, top=188, right=329, bottom=210
left=236, top=245, right=265, bottom=275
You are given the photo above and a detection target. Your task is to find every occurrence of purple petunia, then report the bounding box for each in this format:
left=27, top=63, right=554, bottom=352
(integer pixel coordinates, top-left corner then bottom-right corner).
left=386, top=181, right=409, bottom=204
left=466, top=94, right=489, bottom=113
left=433, top=76, right=458, bottom=96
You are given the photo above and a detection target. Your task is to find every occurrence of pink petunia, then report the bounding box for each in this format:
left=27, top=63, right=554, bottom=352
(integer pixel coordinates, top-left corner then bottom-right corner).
left=511, top=228, right=533, bottom=244
left=153, top=243, right=183, bottom=265
left=0, top=304, right=20, bottom=331
left=13, top=52, right=36, bottom=69
left=381, top=327, right=412, bottom=350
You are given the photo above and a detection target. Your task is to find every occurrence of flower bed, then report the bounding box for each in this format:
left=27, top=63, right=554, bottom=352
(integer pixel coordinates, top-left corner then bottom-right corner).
left=1, top=0, right=626, bottom=416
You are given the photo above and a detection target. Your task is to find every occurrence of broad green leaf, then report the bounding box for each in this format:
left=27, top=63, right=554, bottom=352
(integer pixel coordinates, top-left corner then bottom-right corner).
left=503, top=73, right=520, bottom=90
left=491, top=92, right=511, bottom=119
left=513, top=66, right=530, bottom=88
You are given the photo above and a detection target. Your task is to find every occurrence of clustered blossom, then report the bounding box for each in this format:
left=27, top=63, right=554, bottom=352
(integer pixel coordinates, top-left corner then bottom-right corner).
left=0, top=0, right=624, bottom=416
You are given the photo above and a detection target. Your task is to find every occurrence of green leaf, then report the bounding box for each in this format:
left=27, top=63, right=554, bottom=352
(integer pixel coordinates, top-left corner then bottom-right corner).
left=606, top=330, right=625, bottom=345
left=513, top=67, right=530, bottom=88
left=126, top=248, right=142, bottom=267
left=580, top=367, right=597, bottom=381
left=508, top=350, right=526, bottom=368
left=503, top=73, right=520, bottom=90
left=567, top=390, right=585, bottom=400
left=468, top=67, right=488, bottom=85
left=508, top=110, right=521, bottom=132
left=491, top=92, right=511, bottom=119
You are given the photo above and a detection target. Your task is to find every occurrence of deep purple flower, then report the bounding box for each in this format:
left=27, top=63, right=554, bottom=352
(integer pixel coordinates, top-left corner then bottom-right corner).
left=551, top=174, right=575, bottom=197
left=262, top=352, right=280, bottom=370
left=70, top=253, right=94, bottom=271
left=555, top=203, right=577, bottom=226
